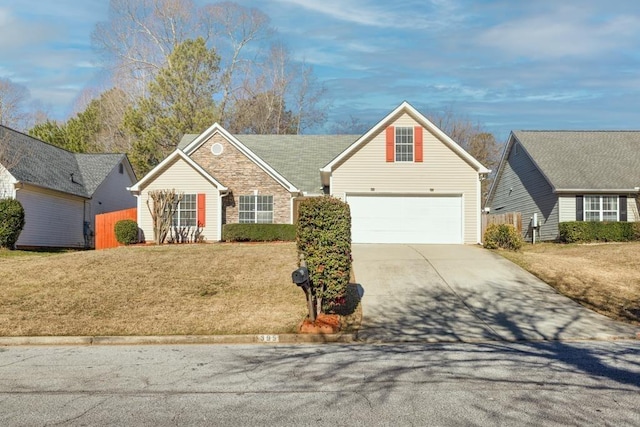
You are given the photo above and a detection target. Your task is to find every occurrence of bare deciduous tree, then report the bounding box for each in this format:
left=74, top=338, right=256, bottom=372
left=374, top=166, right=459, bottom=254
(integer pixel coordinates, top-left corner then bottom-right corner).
left=91, top=1, right=326, bottom=133
left=428, top=107, right=502, bottom=203
left=227, top=44, right=327, bottom=134
left=202, top=1, right=271, bottom=123
left=329, top=115, right=371, bottom=135
left=0, top=78, right=31, bottom=131
left=92, top=0, right=199, bottom=93
left=146, top=189, right=183, bottom=244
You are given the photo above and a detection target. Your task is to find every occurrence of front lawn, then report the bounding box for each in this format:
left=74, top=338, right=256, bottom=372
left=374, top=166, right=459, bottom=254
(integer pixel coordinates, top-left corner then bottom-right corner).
left=0, top=243, right=308, bottom=336
left=499, top=242, right=640, bottom=325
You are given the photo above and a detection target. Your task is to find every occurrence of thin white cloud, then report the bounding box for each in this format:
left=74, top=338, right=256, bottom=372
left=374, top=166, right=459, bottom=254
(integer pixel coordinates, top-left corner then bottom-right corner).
left=273, top=0, right=459, bottom=29
left=76, top=61, right=99, bottom=69
left=0, top=7, right=11, bottom=25
left=477, top=6, right=640, bottom=59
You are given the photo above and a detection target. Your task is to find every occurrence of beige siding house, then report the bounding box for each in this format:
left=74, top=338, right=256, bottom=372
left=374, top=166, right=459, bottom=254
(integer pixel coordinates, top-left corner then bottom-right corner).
left=0, top=125, right=137, bottom=249
left=130, top=102, right=490, bottom=244
left=322, top=102, right=489, bottom=244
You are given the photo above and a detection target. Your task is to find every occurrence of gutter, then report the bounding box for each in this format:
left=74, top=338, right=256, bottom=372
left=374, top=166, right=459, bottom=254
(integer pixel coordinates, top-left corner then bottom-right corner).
left=554, top=188, right=640, bottom=194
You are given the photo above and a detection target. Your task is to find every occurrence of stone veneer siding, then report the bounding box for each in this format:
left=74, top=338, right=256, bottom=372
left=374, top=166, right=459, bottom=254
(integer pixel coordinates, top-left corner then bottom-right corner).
left=189, top=133, right=292, bottom=224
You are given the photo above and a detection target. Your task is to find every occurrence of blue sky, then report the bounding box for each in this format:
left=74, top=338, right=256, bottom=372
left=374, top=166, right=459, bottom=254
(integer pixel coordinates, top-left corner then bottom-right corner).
left=1, top=0, right=640, bottom=141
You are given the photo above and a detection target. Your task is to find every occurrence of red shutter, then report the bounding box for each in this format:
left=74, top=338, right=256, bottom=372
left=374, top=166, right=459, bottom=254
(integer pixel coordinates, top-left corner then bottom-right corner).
left=414, top=126, right=423, bottom=162
left=197, top=193, right=206, bottom=227
left=386, top=126, right=395, bottom=162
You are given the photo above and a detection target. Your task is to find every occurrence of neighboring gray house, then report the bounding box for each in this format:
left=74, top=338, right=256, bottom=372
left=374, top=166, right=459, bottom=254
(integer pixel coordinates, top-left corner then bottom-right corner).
left=486, top=131, right=640, bottom=242
left=0, top=126, right=137, bottom=248
left=130, top=102, right=490, bottom=244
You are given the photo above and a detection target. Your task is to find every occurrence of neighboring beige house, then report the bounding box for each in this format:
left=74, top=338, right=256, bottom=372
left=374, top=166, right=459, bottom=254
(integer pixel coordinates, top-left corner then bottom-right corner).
left=130, top=102, right=490, bottom=244
left=486, top=131, right=640, bottom=242
left=0, top=126, right=137, bottom=249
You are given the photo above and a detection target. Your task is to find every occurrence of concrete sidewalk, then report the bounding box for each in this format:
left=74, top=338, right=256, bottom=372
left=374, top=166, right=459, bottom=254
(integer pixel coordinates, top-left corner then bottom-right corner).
left=353, top=244, right=639, bottom=343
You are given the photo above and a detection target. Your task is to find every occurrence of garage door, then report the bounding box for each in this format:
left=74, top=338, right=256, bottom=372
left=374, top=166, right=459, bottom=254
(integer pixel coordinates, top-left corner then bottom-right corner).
left=348, top=195, right=463, bottom=244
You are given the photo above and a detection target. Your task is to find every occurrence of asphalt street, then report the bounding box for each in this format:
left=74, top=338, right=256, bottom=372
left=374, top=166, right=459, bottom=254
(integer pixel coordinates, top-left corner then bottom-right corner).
left=1, top=340, right=639, bottom=426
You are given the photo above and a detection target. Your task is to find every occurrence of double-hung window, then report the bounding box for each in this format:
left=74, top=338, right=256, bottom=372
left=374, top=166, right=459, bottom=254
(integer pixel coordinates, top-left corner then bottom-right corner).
left=239, top=195, right=274, bottom=224
left=584, top=195, right=618, bottom=222
left=173, top=194, right=197, bottom=227
left=395, top=127, right=414, bottom=162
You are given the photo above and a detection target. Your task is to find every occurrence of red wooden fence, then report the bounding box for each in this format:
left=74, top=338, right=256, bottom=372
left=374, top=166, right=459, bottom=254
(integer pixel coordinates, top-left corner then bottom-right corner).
left=95, top=208, right=137, bottom=250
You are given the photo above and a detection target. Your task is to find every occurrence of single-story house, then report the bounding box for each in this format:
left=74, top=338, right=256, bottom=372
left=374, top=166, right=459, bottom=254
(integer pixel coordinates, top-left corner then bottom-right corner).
left=486, top=131, right=640, bottom=241
left=129, top=101, right=490, bottom=244
left=0, top=125, right=137, bottom=248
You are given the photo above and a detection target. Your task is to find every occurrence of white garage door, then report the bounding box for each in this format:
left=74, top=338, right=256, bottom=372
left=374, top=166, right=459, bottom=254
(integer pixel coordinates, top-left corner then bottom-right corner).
left=348, top=195, right=463, bottom=244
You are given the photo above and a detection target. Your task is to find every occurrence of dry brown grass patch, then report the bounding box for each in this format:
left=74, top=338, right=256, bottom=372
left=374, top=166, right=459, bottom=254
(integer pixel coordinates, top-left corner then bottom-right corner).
left=500, top=242, right=640, bottom=324
left=0, top=243, right=307, bottom=336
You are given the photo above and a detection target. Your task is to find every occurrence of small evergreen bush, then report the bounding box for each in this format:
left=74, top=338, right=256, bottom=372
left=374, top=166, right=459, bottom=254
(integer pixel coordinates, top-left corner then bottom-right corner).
left=222, top=224, right=296, bottom=242
left=483, top=223, right=523, bottom=251
left=0, top=198, right=25, bottom=249
left=114, top=219, right=139, bottom=245
left=296, top=196, right=351, bottom=312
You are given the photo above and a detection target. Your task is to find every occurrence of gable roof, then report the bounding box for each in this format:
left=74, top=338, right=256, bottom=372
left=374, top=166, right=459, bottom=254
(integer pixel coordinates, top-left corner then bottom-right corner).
left=509, top=131, right=640, bottom=192
left=128, top=149, right=228, bottom=192
left=321, top=101, right=491, bottom=175
left=179, top=134, right=357, bottom=194
left=0, top=125, right=130, bottom=198
left=182, top=123, right=301, bottom=193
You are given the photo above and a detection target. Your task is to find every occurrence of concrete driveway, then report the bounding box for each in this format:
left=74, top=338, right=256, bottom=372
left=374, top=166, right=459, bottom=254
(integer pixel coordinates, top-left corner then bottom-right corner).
left=352, top=244, right=638, bottom=342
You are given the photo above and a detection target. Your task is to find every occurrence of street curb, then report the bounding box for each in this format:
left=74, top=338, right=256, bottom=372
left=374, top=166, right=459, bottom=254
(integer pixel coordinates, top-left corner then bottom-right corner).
left=0, top=332, right=357, bottom=347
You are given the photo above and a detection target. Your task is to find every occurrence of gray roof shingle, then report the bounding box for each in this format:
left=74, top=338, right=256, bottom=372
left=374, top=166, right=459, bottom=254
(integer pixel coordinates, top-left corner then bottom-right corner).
left=1, top=126, right=127, bottom=198
left=179, top=133, right=358, bottom=194
left=513, top=131, right=640, bottom=191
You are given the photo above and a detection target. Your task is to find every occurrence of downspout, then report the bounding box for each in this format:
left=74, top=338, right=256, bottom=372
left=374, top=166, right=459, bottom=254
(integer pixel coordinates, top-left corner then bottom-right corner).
left=83, top=199, right=92, bottom=249
left=219, top=189, right=230, bottom=241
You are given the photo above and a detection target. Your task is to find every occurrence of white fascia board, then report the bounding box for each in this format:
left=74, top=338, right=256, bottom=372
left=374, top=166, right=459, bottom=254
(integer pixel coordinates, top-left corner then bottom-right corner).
left=321, top=101, right=491, bottom=174
left=555, top=188, right=640, bottom=194
left=321, top=102, right=410, bottom=172
left=183, top=123, right=300, bottom=194
left=403, top=102, right=491, bottom=174
left=181, top=122, right=223, bottom=154
left=129, top=150, right=228, bottom=192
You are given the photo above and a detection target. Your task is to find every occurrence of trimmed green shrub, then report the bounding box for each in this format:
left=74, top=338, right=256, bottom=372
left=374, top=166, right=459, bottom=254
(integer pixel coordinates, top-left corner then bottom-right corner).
left=114, top=219, right=139, bottom=245
left=483, top=223, right=523, bottom=251
left=296, top=196, right=351, bottom=313
left=0, top=198, right=26, bottom=249
left=222, top=224, right=296, bottom=242
left=559, top=221, right=637, bottom=243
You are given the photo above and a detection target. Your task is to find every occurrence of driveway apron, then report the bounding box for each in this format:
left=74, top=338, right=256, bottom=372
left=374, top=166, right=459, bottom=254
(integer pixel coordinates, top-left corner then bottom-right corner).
left=352, top=244, right=638, bottom=343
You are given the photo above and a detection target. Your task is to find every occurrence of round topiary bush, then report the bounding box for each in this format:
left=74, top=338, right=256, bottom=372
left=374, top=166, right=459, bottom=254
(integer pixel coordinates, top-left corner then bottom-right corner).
left=114, top=219, right=139, bottom=245
left=0, top=198, right=26, bottom=249
left=483, top=223, right=523, bottom=251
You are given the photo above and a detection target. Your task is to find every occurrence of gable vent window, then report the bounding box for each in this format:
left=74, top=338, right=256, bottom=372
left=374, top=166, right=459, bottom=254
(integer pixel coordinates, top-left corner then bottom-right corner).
left=239, top=195, right=273, bottom=224
left=395, top=127, right=414, bottom=162
left=119, top=163, right=124, bottom=174
left=211, top=142, right=224, bottom=156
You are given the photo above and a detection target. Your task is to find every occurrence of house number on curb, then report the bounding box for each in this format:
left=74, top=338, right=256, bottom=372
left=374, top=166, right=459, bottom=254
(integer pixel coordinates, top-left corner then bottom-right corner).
left=257, top=335, right=279, bottom=343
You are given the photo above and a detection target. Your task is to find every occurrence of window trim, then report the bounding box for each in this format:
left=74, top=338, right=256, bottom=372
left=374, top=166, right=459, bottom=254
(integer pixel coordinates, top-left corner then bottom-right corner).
left=583, top=195, right=619, bottom=222
left=239, top=194, right=274, bottom=224
left=173, top=194, right=197, bottom=227
left=394, top=126, right=414, bottom=162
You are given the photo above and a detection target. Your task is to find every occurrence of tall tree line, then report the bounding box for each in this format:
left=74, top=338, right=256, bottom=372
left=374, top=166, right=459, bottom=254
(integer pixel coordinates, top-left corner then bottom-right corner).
left=29, top=0, right=327, bottom=175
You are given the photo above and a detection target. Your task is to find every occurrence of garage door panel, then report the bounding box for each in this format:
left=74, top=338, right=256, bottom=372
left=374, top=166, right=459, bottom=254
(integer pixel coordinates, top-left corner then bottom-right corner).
left=349, top=195, right=462, bottom=244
